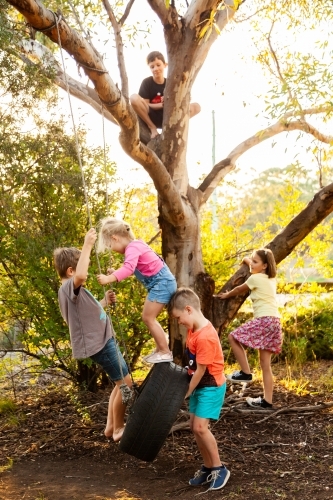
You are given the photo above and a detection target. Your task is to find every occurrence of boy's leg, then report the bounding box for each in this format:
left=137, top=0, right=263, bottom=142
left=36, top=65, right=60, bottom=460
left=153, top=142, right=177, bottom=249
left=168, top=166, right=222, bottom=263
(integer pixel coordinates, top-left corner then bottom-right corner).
left=142, top=298, right=170, bottom=354
left=111, top=374, right=132, bottom=442
left=130, top=94, right=159, bottom=138
left=228, top=333, right=251, bottom=374
left=104, top=383, right=118, bottom=438
left=191, top=415, right=221, bottom=468
left=259, top=349, right=273, bottom=404
left=189, top=102, right=201, bottom=118
left=90, top=338, right=132, bottom=442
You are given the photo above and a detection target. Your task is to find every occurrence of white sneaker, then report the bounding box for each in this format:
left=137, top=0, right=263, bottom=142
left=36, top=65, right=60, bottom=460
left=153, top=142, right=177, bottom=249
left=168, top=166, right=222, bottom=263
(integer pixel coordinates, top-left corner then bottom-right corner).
left=145, top=351, right=173, bottom=364
left=142, top=349, right=156, bottom=361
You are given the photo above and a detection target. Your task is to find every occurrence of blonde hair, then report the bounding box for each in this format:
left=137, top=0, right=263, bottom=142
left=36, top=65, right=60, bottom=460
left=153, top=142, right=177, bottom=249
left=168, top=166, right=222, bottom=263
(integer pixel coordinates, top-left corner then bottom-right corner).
left=97, top=217, right=135, bottom=253
left=168, top=287, right=201, bottom=314
left=53, top=247, right=81, bottom=279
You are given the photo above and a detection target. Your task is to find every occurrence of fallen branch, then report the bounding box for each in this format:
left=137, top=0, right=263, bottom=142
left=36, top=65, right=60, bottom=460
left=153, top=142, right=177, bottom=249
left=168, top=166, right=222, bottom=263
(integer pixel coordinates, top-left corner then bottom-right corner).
left=242, top=442, right=291, bottom=449
left=256, top=401, right=333, bottom=424
left=169, top=421, right=191, bottom=434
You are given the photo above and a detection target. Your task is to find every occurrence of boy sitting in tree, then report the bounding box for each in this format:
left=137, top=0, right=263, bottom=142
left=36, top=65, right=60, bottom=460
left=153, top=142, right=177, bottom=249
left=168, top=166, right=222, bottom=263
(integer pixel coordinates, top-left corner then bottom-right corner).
left=130, top=51, right=201, bottom=139
left=54, top=228, right=132, bottom=443
left=169, top=288, right=230, bottom=491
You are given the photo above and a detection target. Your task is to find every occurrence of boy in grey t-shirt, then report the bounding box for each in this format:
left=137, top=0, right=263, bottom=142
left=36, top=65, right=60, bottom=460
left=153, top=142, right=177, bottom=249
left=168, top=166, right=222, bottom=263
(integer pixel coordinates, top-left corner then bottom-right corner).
left=54, top=228, right=132, bottom=442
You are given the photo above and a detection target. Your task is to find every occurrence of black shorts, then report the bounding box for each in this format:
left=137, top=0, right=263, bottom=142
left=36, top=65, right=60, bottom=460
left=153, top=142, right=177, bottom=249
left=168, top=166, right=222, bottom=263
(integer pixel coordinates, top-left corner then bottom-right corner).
left=148, top=108, right=163, bottom=129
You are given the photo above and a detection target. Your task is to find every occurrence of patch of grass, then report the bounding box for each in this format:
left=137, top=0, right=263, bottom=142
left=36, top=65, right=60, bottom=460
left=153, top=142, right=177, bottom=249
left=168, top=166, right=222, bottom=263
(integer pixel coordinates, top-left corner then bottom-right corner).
left=0, top=458, right=13, bottom=473
left=318, top=366, right=333, bottom=392
left=279, top=374, right=311, bottom=396
left=0, top=397, right=17, bottom=414
left=34, top=494, right=48, bottom=500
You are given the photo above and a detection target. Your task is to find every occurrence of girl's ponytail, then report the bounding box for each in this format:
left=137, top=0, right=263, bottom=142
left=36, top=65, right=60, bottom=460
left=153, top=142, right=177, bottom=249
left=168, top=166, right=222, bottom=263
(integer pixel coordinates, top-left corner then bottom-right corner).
left=97, top=217, right=135, bottom=253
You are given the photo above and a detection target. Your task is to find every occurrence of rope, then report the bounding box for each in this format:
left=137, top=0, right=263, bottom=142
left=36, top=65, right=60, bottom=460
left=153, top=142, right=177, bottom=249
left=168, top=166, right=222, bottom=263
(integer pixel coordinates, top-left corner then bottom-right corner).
left=101, top=104, right=109, bottom=214
left=99, top=94, right=122, bottom=107
left=78, top=61, right=109, bottom=73
left=54, top=12, right=133, bottom=404
left=28, top=10, right=60, bottom=32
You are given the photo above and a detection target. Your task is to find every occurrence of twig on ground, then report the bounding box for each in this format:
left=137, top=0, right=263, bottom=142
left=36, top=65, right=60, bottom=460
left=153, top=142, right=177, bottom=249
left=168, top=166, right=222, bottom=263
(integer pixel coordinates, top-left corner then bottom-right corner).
left=256, top=401, right=333, bottom=424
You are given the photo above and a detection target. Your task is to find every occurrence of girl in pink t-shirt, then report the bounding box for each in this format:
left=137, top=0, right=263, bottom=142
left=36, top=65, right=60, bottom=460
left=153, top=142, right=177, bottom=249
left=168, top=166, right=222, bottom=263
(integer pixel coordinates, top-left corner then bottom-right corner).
left=97, top=217, right=176, bottom=364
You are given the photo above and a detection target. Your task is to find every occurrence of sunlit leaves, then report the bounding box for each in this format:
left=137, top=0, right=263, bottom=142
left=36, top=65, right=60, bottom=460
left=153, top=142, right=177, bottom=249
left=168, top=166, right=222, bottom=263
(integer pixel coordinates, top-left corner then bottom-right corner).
left=197, top=0, right=244, bottom=42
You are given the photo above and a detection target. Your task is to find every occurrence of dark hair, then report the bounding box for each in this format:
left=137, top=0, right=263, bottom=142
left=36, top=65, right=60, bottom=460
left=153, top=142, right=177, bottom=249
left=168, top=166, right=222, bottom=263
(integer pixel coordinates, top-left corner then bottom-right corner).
left=254, top=248, right=277, bottom=278
left=53, top=247, right=81, bottom=279
left=168, top=287, right=201, bottom=314
left=146, top=51, right=166, bottom=64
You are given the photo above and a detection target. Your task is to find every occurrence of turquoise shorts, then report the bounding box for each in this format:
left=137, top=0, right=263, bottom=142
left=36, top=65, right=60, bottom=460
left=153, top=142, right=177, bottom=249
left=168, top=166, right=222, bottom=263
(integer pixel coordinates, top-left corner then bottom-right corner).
left=189, top=383, right=226, bottom=420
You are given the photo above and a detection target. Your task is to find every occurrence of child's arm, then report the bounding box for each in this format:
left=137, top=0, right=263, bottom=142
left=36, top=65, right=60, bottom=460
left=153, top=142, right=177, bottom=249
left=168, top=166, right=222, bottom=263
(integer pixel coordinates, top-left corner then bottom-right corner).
left=216, top=282, right=250, bottom=299
left=242, top=256, right=251, bottom=266
left=99, top=290, right=117, bottom=308
left=185, top=363, right=207, bottom=399
left=97, top=242, right=141, bottom=285
left=148, top=102, right=163, bottom=110
left=97, top=272, right=117, bottom=285
left=73, top=228, right=96, bottom=289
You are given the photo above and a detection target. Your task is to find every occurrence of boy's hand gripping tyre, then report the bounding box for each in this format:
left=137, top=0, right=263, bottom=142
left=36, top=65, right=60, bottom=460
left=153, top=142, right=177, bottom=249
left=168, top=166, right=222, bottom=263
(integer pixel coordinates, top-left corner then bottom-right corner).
left=119, top=362, right=189, bottom=462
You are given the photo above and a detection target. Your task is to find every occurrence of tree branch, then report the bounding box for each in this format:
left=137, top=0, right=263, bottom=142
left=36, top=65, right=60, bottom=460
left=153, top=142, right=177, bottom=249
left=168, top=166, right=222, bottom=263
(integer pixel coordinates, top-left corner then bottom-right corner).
left=119, top=0, right=136, bottom=26
left=184, top=0, right=222, bottom=28
left=198, top=106, right=333, bottom=203
left=102, top=0, right=129, bottom=96
left=212, top=181, right=333, bottom=329
left=147, top=0, right=171, bottom=25
left=19, top=40, right=118, bottom=125
left=7, top=0, right=185, bottom=222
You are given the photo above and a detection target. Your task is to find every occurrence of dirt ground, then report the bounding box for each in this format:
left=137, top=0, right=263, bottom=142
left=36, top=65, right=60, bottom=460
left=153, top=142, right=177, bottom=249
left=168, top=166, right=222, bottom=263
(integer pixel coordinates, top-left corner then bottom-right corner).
left=1, top=361, right=333, bottom=500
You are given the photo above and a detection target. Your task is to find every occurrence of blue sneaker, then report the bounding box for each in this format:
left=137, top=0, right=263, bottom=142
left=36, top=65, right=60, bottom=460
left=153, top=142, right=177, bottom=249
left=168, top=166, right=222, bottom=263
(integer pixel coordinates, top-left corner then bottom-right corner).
left=189, top=466, right=211, bottom=486
left=207, top=465, right=230, bottom=490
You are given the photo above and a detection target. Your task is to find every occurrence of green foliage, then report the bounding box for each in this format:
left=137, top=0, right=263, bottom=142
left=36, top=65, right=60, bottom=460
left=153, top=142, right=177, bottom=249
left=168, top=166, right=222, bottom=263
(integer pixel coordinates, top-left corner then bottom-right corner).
left=200, top=196, right=254, bottom=291
left=0, top=16, right=119, bottom=382
left=0, top=458, right=13, bottom=473
left=0, top=397, right=17, bottom=414
left=281, top=296, right=333, bottom=363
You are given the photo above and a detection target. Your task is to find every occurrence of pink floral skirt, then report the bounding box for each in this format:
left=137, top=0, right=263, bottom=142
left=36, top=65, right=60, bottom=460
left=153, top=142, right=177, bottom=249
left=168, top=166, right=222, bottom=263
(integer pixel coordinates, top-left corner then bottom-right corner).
left=230, top=316, right=283, bottom=353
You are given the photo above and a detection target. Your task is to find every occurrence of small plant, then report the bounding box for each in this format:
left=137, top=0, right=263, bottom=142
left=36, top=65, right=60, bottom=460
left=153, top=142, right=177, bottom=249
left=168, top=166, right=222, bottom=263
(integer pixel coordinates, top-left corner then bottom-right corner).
left=0, top=397, right=16, bottom=414
left=34, top=493, right=48, bottom=500
left=0, top=458, right=13, bottom=473
left=66, top=385, right=92, bottom=424
left=278, top=365, right=311, bottom=396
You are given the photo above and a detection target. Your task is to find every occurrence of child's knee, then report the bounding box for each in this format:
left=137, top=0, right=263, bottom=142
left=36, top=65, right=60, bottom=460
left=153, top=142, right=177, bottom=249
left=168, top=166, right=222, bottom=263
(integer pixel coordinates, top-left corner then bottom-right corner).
left=124, top=373, right=133, bottom=388
left=130, top=93, right=140, bottom=106
left=228, top=333, right=234, bottom=344
left=141, top=310, right=153, bottom=325
left=193, top=102, right=201, bottom=114
left=192, top=420, right=208, bottom=437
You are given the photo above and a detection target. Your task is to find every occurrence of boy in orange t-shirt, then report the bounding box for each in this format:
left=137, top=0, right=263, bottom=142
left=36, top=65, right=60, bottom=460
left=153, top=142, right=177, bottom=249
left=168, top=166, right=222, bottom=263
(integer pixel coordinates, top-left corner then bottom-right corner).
left=169, top=288, right=230, bottom=492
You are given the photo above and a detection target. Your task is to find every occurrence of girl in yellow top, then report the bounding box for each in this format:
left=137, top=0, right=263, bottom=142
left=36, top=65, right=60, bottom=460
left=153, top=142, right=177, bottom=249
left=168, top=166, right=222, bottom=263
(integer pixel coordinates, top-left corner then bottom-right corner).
left=218, top=248, right=282, bottom=409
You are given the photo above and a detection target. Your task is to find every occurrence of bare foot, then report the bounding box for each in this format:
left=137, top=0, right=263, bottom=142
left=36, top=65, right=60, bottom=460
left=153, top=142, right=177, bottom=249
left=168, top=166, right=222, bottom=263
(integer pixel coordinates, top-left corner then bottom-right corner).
left=104, top=423, right=113, bottom=438
left=149, top=127, right=159, bottom=139
left=113, top=426, right=125, bottom=443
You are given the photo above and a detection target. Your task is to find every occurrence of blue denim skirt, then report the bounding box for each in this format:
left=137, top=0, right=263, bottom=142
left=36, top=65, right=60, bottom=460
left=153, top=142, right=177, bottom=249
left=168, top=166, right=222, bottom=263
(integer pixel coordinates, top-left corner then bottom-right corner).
left=90, top=337, right=129, bottom=382
left=134, top=264, right=177, bottom=304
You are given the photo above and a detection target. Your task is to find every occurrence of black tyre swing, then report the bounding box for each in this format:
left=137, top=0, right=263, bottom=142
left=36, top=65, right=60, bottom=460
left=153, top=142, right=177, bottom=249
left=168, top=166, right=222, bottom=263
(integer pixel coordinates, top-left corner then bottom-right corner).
left=119, top=361, right=189, bottom=462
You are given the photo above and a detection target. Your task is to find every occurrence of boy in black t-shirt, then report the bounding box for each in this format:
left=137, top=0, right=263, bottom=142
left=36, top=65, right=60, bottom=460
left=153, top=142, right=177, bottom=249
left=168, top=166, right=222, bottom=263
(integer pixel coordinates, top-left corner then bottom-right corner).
left=130, top=51, right=200, bottom=139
